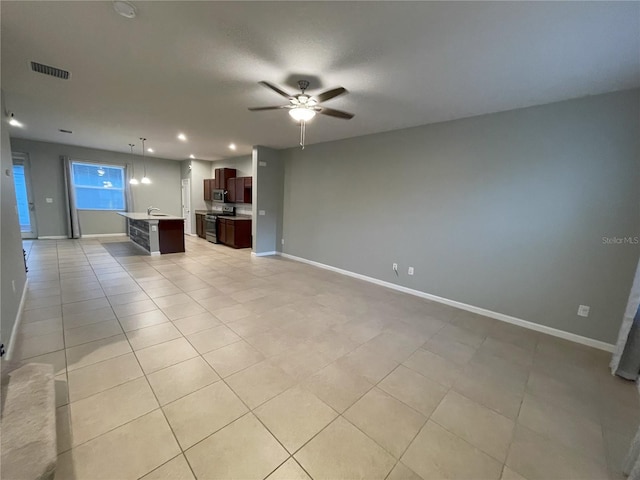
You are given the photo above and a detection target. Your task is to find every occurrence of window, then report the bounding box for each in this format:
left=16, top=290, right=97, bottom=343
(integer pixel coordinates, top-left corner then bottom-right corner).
left=13, top=164, right=31, bottom=231
left=72, top=162, right=126, bottom=210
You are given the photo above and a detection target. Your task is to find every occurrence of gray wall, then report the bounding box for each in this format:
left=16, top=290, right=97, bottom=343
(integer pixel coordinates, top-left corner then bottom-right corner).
left=9, top=139, right=182, bottom=236
left=211, top=155, right=252, bottom=178
left=187, top=159, right=212, bottom=234
left=254, top=146, right=284, bottom=254
left=1, top=91, right=27, bottom=349
left=281, top=89, right=640, bottom=344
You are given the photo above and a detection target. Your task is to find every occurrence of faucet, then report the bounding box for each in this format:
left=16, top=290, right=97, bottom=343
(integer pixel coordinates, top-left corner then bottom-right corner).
left=147, top=206, right=160, bottom=216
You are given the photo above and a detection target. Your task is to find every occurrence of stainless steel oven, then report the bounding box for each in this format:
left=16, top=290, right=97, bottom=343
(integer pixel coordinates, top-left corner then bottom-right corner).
left=205, top=206, right=235, bottom=243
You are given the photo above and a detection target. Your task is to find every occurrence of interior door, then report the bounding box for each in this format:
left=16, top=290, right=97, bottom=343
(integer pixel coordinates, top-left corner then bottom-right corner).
left=12, top=152, right=37, bottom=239
left=181, top=178, right=191, bottom=235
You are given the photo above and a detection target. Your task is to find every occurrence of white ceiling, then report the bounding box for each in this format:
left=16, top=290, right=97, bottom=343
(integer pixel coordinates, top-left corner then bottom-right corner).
left=2, top=1, right=638, bottom=161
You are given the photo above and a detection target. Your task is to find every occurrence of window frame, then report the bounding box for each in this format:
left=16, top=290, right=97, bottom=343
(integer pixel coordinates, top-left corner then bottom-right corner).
left=71, top=161, right=127, bottom=211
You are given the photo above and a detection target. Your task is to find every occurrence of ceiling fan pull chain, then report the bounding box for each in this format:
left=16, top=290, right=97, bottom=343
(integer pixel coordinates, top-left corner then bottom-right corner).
left=300, top=120, right=306, bottom=149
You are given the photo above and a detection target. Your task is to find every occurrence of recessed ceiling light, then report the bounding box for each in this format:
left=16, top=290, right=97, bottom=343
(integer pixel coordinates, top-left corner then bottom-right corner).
left=147, top=148, right=154, bottom=153
left=113, top=1, right=136, bottom=19
left=177, top=133, right=187, bottom=141
left=228, top=143, right=236, bottom=151
left=189, top=154, right=195, bottom=159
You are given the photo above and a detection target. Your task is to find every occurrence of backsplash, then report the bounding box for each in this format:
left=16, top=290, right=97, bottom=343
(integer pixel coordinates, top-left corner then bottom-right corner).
left=206, top=203, right=252, bottom=216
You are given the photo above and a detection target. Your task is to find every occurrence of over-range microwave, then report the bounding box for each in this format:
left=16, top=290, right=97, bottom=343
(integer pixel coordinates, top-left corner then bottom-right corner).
left=212, top=189, right=227, bottom=203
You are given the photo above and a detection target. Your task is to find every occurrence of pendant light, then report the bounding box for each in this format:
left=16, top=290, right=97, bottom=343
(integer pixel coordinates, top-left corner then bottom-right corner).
left=128, top=143, right=139, bottom=184
left=140, top=137, right=151, bottom=184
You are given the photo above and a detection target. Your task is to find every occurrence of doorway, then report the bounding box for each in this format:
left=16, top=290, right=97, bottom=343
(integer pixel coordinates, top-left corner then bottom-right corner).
left=12, top=152, right=37, bottom=239
left=181, top=178, right=191, bottom=235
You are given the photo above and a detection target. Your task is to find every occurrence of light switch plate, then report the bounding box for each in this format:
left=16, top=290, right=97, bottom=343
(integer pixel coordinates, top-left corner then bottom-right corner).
left=577, top=305, right=590, bottom=317
left=259, top=161, right=267, bottom=167
left=46, top=197, right=53, bottom=203
left=259, top=210, right=266, bottom=216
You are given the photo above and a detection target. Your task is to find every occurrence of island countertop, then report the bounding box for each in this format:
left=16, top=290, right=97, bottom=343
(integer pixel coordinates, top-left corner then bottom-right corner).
left=117, top=212, right=184, bottom=221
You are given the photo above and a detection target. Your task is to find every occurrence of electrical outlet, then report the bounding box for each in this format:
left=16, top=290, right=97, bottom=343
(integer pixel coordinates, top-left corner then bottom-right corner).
left=46, top=197, right=53, bottom=203
left=577, top=305, right=590, bottom=317
left=408, top=267, right=414, bottom=275
left=281, top=238, right=285, bottom=245
left=392, top=263, right=398, bottom=272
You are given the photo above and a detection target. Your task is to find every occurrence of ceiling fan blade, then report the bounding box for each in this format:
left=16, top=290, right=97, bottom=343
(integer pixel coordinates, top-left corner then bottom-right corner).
left=318, top=106, right=354, bottom=120
left=315, top=87, right=347, bottom=103
left=248, top=105, right=288, bottom=111
left=259, top=81, right=293, bottom=99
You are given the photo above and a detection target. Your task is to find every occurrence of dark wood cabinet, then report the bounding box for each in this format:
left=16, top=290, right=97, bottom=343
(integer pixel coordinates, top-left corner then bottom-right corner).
left=195, top=213, right=206, bottom=239
left=237, top=177, right=252, bottom=204
left=227, top=178, right=236, bottom=203
left=158, top=220, right=186, bottom=254
left=203, top=179, right=214, bottom=201
left=218, top=218, right=226, bottom=244
left=214, top=168, right=236, bottom=190
left=218, top=217, right=251, bottom=249
left=225, top=221, right=234, bottom=245
left=227, top=176, right=253, bottom=204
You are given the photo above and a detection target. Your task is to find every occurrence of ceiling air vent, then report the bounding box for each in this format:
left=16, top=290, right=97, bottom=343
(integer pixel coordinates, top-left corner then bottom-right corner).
left=30, top=61, right=70, bottom=80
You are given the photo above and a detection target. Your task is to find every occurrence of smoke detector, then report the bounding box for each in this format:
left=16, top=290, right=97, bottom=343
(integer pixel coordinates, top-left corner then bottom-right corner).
left=113, top=1, right=136, bottom=19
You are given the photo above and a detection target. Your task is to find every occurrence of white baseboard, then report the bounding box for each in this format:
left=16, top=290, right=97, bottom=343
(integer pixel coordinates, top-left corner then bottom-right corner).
left=6, top=278, right=29, bottom=361
left=252, top=251, right=277, bottom=257
left=279, top=252, right=615, bottom=352
left=38, top=235, right=67, bottom=240
left=81, top=233, right=127, bottom=238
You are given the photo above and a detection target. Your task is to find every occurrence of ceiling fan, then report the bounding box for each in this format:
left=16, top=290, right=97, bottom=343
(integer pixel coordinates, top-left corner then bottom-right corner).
left=248, top=80, right=354, bottom=148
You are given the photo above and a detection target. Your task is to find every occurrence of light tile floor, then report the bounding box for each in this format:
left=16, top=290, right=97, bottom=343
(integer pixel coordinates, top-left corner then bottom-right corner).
left=12, top=235, right=640, bottom=480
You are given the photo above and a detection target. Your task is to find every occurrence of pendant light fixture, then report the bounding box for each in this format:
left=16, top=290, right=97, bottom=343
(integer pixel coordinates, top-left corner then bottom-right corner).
left=140, top=137, right=151, bottom=184
left=128, top=143, right=139, bottom=185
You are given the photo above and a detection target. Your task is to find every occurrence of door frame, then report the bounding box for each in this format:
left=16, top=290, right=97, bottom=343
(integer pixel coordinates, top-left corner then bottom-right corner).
left=181, top=178, right=191, bottom=235
left=12, top=152, right=38, bottom=239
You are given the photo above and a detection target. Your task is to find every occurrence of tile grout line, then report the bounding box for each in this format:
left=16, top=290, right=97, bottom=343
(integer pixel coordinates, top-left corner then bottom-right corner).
left=29, top=236, right=620, bottom=480
left=68, top=242, right=199, bottom=479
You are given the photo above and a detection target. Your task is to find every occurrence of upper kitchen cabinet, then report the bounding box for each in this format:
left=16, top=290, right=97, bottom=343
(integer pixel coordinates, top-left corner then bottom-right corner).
left=214, top=168, right=236, bottom=190
left=236, top=177, right=252, bottom=204
left=227, top=178, right=236, bottom=204
left=227, top=177, right=253, bottom=204
left=203, top=178, right=214, bottom=201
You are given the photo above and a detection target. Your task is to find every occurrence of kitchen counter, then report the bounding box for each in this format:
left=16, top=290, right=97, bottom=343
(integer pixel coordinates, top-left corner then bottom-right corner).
left=217, top=215, right=252, bottom=221
left=118, top=212, right=185, bottom=221
left=117, top=212, right=184, bottom=255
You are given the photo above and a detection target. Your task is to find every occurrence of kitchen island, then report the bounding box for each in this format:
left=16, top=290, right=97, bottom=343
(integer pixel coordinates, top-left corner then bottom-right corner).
left=117, top=212, right=185, bottom=255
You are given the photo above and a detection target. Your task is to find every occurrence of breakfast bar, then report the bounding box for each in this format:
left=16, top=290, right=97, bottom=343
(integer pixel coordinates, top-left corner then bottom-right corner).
left=117, top=212, right=185, bottom=255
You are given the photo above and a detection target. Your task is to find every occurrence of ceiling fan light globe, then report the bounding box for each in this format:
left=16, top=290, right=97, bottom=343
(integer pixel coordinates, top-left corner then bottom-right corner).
left=289, top=107, right=316, bottom=122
